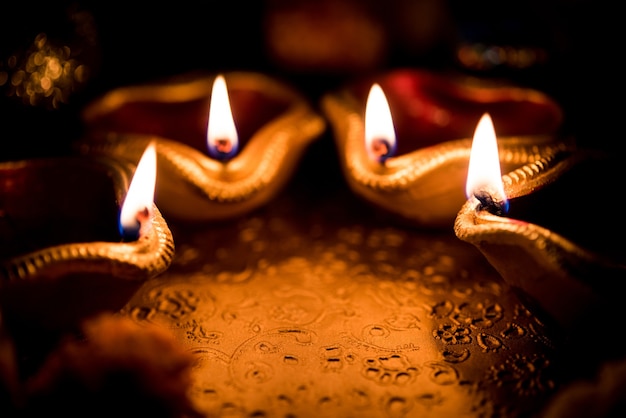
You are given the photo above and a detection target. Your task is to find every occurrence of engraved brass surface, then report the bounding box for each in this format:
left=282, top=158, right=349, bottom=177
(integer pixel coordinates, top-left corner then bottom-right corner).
left=120, top=150, right=572, bottom=417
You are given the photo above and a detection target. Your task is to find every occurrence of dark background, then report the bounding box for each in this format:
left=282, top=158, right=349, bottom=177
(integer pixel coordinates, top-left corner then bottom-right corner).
left=1, top=3, right=624, bottom=415
left=0, top=0, right=622, bottom=161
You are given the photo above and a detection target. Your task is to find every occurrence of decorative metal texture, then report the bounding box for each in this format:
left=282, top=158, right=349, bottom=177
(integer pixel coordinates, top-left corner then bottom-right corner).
left=121, top=171, right=570, bottom=418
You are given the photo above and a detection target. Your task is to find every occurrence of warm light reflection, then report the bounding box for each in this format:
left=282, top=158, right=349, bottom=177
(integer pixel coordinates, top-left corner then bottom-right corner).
left=120, top=142, right=157, bottom=240
left=466, top=113, right=508, bottom=213
left=207, top=74, right=239, bottom=161
left=364, top=83, right=396, bottom=163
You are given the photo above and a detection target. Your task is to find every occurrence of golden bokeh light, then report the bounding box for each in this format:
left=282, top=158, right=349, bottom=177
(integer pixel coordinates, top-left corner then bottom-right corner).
left=1, top=5, right=98, bottom=110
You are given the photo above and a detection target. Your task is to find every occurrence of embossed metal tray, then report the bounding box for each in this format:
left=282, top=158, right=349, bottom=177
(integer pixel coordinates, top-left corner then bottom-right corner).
left=118, top=135, right=591, bottom=418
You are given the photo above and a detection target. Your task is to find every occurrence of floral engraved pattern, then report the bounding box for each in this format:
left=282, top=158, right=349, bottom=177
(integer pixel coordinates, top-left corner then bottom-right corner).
left=433, top=324, right=472, bottom=345
left=500, top=322, right=526, bottom=339
left=362, top=354, right=419, bottom=385
left=442, top=348, right=471, bottom=363
left=453, top=301, right=503, bottom=329
left=476, top=333, right=503, bottom=353
left=428, top=300, right=455, bottom=319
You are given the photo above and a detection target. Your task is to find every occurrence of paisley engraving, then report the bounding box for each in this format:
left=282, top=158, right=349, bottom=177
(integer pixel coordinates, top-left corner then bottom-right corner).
left=186, top=320, right=223, bottom=345
left=476, top=333, right=504, bottom=353
left=442, top=348, right=471, bottom=363
left=433, top=324, right=472, bottom=345
left=424, top=361, right=460, bottom=386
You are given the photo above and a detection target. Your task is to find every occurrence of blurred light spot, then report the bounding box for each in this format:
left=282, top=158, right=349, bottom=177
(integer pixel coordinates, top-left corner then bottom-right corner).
left=74, top=65, right=88, bottom=82
left=1, top=6, right=97, bottom=110
left=517, top=48, right=536, bottom=68
left=33, top=52, right=45, bottom=66
left=40, top=76, right=52, bottom=91
left=456, top=42, right=547, bottom=71
left=11, top=71, right=25, bottom=86
left=484, top=46, right=503, bottom=66
left=457, top=44, right=481, bottom=68
left=432, top=109, right=450, bottom=127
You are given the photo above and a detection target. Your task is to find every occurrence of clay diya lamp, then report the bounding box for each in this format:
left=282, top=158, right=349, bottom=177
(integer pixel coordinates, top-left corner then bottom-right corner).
left=78, top=71, right=326, bottom=222
left=320, top=68, right=569, bottom=229
left=0, top=145, right=174, bottom=338
left=454, top=114, right=626, bottom=330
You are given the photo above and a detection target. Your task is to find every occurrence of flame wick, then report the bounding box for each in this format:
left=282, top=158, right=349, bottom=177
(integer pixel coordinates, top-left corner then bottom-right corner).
left=120, top=206, right=152, bottom=242
left=207, top=74, right=238, bottom=161
left=214, top=137, right=234, bottom=154
left=365, top=83, right=396, bottom=163
left=119, top=142, right=157, bottom=241
left=474, top=189, right=508, bottom=216
left=466, top=113, right=508, bottom=214
left=370, top=137, right=393, bottom=163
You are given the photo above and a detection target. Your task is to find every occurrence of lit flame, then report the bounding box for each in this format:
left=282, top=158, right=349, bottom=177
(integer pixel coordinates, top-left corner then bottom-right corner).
left=207, top=74, right=239, bottom=161
left=120, top=142, right=157, bottom=240
left=465, top=113, right=509, bottom=214
left=365, top=83, right=397, bottom=163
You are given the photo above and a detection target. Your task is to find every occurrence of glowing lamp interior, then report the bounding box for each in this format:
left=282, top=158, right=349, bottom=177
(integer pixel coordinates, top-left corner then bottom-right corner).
left=207, top=74, right=239, bottom=161
left=120, top=141, right=157, bottom=240
left=465, top=113, right=508, bottom=213
left=364, top=83, right=397, bottom=163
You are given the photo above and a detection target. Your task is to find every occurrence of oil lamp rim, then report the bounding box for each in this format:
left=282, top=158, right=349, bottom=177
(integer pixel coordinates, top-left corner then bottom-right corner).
left=454, top=148, right=626, bottom=295
left=0, top=156, right=175, bottom=283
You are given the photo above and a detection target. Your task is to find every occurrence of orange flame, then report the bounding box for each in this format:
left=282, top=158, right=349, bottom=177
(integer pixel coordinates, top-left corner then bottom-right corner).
left=120, top=142, right=157, bottom=239
left=365, top=83, right=396, bottom=163
left=465, top=113, right=508, bottom=212
left=207, top=74, right=239, bottom=160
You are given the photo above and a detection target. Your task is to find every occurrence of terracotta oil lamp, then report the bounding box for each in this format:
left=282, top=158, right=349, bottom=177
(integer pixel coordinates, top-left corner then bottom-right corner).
left=78, top=71, right=326, bottom=222
left=454, top=113, right=625, bottom=329
left=321, top=68, right=569, bottom=229
left=0, top=148, right=174, bottom=336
